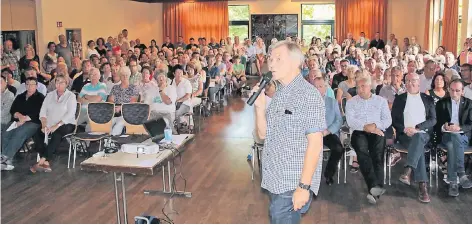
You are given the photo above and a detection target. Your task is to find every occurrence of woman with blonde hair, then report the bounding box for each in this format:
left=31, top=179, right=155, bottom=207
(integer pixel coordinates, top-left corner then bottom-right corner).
left=254, top=37, right=267, bottom=77
left=19, top=44, right=40, bottom=79
left=336, top=65, right=357, bottom=104
left=31, top=75, right=77, bottom=173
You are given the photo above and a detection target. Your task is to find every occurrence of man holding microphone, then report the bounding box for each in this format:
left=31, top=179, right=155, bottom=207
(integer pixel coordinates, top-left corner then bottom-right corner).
left=252, top=41, right=325, bottom=224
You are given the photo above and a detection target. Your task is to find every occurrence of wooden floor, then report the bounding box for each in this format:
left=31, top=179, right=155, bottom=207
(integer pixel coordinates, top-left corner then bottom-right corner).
left=2, top=96, right=472, bottom=224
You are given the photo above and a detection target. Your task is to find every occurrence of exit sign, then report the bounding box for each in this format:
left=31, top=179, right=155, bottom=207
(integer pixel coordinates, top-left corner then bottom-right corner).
left=57, top=22, right=62, bottom=27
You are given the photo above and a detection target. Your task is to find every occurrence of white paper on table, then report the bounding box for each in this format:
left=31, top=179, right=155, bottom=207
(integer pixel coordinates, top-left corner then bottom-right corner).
left=6, top=122, right=17, bottom=132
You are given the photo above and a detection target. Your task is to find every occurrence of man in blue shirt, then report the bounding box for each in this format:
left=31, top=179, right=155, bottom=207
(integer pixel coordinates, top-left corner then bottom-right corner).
left=313, top=76, right=343, bottom=185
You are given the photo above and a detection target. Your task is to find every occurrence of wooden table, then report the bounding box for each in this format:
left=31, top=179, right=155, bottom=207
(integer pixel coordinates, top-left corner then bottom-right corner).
left=81, top=134, right=194, bottom=224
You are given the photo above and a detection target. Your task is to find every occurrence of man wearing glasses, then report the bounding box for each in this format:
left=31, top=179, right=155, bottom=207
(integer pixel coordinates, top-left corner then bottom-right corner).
left=392, top=73, right=437, bottom=203
left=436, top=79, right=472, bottom=196
left=331, top=59, right=349, bottom=90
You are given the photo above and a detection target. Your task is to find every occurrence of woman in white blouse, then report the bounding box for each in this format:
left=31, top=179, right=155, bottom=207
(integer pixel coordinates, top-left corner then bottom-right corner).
left=31, top=75, right=77, bottom=173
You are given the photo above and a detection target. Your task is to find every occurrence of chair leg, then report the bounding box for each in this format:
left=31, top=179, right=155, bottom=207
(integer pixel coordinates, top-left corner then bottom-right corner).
left=337, top=160, right=340, bottom=184
left=429, top=150, right=433, bottom=187
left=73, top=141, right=77, bottom=168
left=344, top=149, right=347, bottom=184
left=384, top=148, right=387, bottom=185
left=251, top=145, right=255, bottom=181
left=435, top=148, right=439, bottom=187
left=388, top=150, right=392, bottom=186
left=68, top=138, right=72, bottom=169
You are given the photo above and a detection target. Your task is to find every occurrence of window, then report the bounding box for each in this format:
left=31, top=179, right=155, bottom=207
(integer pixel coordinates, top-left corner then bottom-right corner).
left=229, top=5, right=250, bottom=40
left=301, top=4, right=335, bottom=45
left=438, top=0, right=444, bottom=46
left=457, top=0, right=463, bottom=53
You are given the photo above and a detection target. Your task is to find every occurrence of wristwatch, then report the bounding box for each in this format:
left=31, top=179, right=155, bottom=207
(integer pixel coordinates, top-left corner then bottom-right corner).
left=298, top=182, right=310, bottom=190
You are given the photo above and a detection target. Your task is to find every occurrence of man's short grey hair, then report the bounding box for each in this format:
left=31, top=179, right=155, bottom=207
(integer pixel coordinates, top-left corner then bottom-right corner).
left=270, top=40, right=305, bottom=68
left=356, top=73, right=372, bottom=86
left=375, top=63, right=386, bottom=70
left=445, top=52, right=455, bottom=58
left=391, top=66, right=402, bottom=75
left=445, top=68, right=460, bottom=78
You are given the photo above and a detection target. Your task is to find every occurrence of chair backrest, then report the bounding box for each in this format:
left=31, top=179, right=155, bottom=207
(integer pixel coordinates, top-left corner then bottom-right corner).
left=122, top=103, right=150, bottom=135
left=87, top=102, right=115, bottom=133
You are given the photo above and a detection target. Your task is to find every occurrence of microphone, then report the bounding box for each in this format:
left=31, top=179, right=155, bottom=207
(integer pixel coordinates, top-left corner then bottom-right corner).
left=247, top=72, right=273, bottom=106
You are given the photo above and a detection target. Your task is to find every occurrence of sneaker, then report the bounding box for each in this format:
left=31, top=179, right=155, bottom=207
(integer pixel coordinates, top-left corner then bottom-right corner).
left=388, top=153, right=402, bottom=167
left=366, top=194, right=377, bottom=204
left=1, top=163, right=14, bottom=171
left=448, top=183, right=459, bottom=197
left=459, top=175, right=472, bottom=189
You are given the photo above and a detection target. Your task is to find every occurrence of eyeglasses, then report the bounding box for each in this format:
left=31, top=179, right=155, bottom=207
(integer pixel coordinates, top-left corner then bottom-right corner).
left=406, top=79, right=419, bottom=83
left=450, top=89, right=462, bottom=93
left=26, top=83, right=37, bottom=86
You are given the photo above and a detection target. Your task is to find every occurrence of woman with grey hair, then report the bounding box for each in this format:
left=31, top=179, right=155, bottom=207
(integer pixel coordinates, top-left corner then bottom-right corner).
left=267, top=38, right=278, bottom=56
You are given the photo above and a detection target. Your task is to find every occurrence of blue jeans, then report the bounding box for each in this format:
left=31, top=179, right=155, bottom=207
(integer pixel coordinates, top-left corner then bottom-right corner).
left=1, top=121, right=40, bottom=159
left=398, top=132, right=430, bottom=182
left=441, top=132, right=468, bottom=183
left=269, top=190, right=313, bottom=224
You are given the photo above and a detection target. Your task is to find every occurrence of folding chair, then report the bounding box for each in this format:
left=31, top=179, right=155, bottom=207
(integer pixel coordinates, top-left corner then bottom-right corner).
left=109, top=103, right=151, bottom=145
left=69, top=102, right=114, bottom=168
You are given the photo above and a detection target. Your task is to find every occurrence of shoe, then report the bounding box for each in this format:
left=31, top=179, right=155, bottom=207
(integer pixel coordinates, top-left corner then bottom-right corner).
left=459, top=175, right=472, bottom=189
left=448, top=183, right=459, bottom=197
left=325, top=176, right=334, bottom=186
left=399, top=167, right=412, bottom=185
left=1, top=163, right=14, bottom=171
left=418, top=182, right=431, bottom=203
left=30, top=164, right=43, bottom=173
left=388, top=153, right=402, bottom=167
left=350, top=161, right=359, bottom=173
left=366, top=194, right=377, bottom=204
left=370, top=186, right=386, bottom=197
left=40, top=164, right=52, bottom=173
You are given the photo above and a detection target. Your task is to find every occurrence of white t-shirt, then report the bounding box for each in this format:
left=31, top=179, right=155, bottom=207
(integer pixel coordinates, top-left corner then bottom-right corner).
left=86, top=48, right=100, bottom=59
left=404, top=93, right=426, bottom=128
left=143, top=85, right=177, bottom=113
left=173, top=78, right=192, bottom=107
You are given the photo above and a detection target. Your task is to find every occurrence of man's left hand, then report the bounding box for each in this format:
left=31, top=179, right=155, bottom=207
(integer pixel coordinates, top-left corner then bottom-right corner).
left=292, top=188, right=310, bottom=211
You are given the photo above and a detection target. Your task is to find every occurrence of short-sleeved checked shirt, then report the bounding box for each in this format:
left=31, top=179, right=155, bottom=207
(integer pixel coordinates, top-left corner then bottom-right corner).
left=2, top=51, right=20, bottom=81
left=262, top=74, right=326, bottom=195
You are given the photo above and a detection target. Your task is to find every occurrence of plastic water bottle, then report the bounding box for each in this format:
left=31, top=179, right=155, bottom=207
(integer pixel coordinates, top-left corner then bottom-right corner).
left=164, top=126, right=173, bottom=143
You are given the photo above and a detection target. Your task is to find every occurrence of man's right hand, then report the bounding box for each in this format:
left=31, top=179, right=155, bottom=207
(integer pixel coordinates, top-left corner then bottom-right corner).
left=251, top=84, right=266, bottom=110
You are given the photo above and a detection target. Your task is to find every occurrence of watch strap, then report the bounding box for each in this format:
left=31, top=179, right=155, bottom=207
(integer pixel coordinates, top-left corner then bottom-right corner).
left=298, top=182, right=310, bottom=190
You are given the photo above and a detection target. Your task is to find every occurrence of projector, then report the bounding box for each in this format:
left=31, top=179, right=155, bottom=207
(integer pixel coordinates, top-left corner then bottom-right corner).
left=121, top=142, right=160, bottom=155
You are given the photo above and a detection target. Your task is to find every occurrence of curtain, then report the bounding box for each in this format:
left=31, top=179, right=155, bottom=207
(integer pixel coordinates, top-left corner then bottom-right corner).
left=441, top=0, right=459, bottom=55
left=424, top=0, right=432, bottom=52
left=335, top=0, right=388, bottom=42
left=163, top=1, right=229, bottom=44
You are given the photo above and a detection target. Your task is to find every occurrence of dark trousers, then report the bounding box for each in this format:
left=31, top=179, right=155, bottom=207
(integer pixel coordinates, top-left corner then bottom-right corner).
left=34, top=124, right=75, bottom=161
left=351, top=131, right=386, bottom=190
left=323, top=134, right=344, bottom=178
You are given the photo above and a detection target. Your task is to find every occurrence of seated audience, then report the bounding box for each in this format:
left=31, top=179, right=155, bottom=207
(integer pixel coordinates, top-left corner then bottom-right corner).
left=77, top=68, right=107, bottom=128
left=336, top=65, right=357, bottom=104
left=230, top=55, right=247, bottom=91
left=108, top=67, right=139, bottom=135
left=2, top=77, right=45, bottom=170
left=32, top=75, right=76, bottom=173
left=425, top=72, right=447, bottom=104
left=346, top=74, right=391, bottom=204
left=129, top=57, right=142, bottom=86
left=173, top=65, right=193, bottom=127
left=16, top=67, right=48, bottom=96
left=1, top=76, right=15, bottom=130
left=392, top=73, right=436, bottom=203
left=71, top=60, right=92, bottom=93
left=435, top=79, right=472, bottom=196
left=2, top=68, right=20, bottom=91
left=142, top=73, right=177, bottom=132
left=314, top=76, right=343, bottom=185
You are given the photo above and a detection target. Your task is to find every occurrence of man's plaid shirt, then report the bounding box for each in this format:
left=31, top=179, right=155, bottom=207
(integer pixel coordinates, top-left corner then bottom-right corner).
left=262, top=74, right=326, bottom=195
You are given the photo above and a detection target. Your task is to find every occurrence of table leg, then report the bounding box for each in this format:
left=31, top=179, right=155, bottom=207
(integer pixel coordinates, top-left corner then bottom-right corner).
left=121, top=172, right=128, bottom=224
left=143, top=160, right=192, bottom=198
left=113, top=172, right=121, bottom=224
